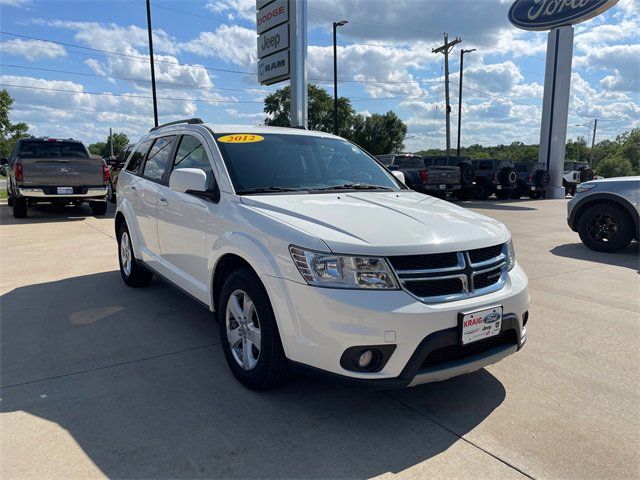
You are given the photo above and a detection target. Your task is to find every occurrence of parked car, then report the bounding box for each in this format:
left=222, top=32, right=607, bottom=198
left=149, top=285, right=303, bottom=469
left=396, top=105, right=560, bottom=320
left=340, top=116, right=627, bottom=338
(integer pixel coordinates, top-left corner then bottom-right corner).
left=423, top=156, right=475, bottom=200
left=471, top=159, right=518, bottom=200
left=116, top=119, right=529, bottom=390
left=563, top=161, right=594, bottom=196
left=6, top=137, right=109, bottom=218
left=106, top=143, right=134, bottom=203
left=376, top=154, right=461, bottom=198
left=567, top=176, right=639, bottom=252
left=512, top=162, right=550, bottom=199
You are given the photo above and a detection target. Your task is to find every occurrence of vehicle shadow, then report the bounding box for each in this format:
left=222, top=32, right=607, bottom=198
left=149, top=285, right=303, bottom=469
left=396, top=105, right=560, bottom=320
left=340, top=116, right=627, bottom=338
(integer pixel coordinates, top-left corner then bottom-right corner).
left=550, top=242, right=639, bottom=271
left=458, top=199, right=538, bottom=212
left=0, top=201, right=115, bottom=225
left=1, top=272, right=506, bottom=479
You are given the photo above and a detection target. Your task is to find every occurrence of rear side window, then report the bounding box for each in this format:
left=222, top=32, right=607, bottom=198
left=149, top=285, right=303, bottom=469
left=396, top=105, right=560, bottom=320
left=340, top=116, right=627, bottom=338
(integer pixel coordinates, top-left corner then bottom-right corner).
left=396, top=156, right=424, bottom=168
left=126, top=140, right=153, bottom=173
left=142, top=136, right=176, bottom=182
left=18, top=141, right=88, bottom=158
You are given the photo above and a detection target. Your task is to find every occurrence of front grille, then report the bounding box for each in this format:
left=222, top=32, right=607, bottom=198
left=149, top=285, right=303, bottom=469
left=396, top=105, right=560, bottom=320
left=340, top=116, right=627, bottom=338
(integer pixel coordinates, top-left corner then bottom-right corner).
left=421, top=330, right=518, bottom=369
left=388, top=252, right=459, bottom=271
left=473, top=267, right=503, bottom=290
left=404, top=277, right=463, bottom=298
left=468, top=244, right=503, bottom=264
left=388, top=244, right=506, bottom=303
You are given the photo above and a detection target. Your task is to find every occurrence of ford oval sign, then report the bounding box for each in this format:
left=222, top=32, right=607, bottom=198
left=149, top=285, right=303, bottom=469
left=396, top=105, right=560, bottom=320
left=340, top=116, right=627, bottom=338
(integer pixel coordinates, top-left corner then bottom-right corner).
left=509, top=0, right=620, bottom=31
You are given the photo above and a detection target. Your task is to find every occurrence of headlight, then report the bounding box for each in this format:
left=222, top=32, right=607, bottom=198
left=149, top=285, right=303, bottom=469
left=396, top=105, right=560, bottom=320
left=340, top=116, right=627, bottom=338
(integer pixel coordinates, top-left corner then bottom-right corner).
left=506, top=239, right=516, bottom=271
left=576, top=183, right=597, bottom=193
left=290, top=246, right=399, bottom=289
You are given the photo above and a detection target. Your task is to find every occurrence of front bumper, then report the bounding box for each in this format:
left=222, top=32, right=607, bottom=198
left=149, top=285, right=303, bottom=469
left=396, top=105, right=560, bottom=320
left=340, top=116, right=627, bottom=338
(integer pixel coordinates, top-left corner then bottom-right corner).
left=263, top=263, right=529, bottom=387
left=18, top=187, right=108, bottom=199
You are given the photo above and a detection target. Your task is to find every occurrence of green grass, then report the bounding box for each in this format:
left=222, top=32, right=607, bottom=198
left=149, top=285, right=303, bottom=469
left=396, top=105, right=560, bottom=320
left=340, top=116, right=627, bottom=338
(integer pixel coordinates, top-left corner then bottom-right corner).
left=0, top=174, right=7, bottom=200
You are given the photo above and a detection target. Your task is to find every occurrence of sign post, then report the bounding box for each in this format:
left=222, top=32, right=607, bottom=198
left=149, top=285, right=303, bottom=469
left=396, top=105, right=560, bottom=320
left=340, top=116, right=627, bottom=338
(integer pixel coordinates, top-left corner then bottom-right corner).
left=508, top=0, right=620, bottom=198
left=256, top=0, right=307, bottom=128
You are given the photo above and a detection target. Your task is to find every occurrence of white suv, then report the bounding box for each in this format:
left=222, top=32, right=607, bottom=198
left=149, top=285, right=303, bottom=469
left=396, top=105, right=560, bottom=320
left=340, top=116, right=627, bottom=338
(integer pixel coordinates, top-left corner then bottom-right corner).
left=115, top=119, right=529, bottom=390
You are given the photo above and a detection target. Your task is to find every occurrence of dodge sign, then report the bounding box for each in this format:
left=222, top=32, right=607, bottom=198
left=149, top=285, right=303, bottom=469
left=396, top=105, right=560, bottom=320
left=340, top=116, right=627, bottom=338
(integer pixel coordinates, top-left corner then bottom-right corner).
left=256, top=0, right=288, bottom=35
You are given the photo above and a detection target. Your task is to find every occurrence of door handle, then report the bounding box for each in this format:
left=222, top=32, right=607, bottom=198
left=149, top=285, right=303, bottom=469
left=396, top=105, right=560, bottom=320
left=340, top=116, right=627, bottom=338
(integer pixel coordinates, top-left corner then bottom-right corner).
left=158, top=197, right=168, bottom=205
left=131, top=185, right=137, bottom=191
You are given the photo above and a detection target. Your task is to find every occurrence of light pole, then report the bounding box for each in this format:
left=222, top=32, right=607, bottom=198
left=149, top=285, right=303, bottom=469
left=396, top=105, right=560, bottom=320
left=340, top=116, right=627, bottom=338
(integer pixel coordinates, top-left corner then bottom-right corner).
left=146, top=0, right=158, bottom=127
left=333, top=20, right=348, bottom=135
left=457, top=48, right=476, bottom=157
left=574, top=119, right=597, bottom=167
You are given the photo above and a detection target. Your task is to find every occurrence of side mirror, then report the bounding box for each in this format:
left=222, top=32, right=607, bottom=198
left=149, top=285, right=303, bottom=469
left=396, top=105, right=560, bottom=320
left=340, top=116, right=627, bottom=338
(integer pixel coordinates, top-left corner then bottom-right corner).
left=392, top=171, right=406, bottom=184
left=169, top=168, right=208, bottom=193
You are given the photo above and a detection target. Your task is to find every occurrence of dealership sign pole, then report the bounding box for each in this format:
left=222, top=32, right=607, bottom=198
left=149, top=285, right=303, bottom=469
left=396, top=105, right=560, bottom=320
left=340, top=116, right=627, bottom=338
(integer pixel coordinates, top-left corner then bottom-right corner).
left=508, top=0, right=619, bottom=199
left=257, top=0, right=307, bottom=128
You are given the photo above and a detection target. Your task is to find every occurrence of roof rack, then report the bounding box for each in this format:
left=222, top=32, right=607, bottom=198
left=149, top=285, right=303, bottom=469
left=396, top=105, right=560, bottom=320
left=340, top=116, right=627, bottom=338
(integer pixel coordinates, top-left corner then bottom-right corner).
left=149, top=118, right=204, bottom=132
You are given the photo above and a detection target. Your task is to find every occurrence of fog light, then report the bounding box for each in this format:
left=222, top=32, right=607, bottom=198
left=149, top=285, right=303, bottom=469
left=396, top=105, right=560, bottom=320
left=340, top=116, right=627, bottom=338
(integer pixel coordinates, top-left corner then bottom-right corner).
left=358, top=350, right=375, bottom=369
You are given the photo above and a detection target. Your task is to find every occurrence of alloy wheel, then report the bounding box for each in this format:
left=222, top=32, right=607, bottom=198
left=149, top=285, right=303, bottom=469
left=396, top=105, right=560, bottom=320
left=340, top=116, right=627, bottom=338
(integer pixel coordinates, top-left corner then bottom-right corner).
left=586, top=213, right=618, bottom=244
left=120, top=231, right=132, bottom=276
left=225, top=289, right=261, bottom=370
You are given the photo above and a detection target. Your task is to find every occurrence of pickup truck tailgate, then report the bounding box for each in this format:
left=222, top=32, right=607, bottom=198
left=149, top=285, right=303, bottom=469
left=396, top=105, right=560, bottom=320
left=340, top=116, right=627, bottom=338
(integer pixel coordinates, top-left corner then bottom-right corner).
left=426, top=166, right=460, bottom=185
left=20, top=157, right=104, bottom=187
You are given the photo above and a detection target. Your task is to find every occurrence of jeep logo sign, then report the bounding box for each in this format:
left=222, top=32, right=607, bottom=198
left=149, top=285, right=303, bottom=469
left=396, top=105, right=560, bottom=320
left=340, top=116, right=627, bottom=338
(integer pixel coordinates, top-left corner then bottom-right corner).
left=508, top=0, right=620, bottom=31
left=257, top=22, right=288, bottom=60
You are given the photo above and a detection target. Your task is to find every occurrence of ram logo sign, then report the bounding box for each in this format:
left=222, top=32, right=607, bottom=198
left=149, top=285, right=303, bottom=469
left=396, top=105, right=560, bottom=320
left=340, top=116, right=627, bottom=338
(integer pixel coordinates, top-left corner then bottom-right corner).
left=508, top=0, right=620, bottom=31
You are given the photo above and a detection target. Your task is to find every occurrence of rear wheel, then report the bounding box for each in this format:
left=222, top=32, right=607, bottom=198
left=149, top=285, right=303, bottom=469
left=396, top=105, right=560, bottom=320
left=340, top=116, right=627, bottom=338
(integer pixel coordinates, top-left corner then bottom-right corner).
left=454, top=188, right=472, bottom=201
left=12, top=196, right=27, bottom=218
left=218, top=268, right=288, bottom=390
left=578, top=203, right=634, bottom=253
left=91, top=201, right=107, bottom=216
left=529, top=190, right=544, bottom=200
left=473, top=178, right=492, bottom=200
left=118, top=222, right=153, bottom=287
left=495, top=189, right=511, bottom=200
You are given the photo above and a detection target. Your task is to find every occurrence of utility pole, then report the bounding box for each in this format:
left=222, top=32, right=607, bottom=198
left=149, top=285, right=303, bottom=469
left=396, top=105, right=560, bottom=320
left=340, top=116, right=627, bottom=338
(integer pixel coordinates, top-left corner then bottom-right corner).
left=333, top=20, right=348, bottom=135
left=457, top=48, right=476, bottom=157
left=589, top=118, right=597, bottom=167
left=145, top=0, right=159, bottom=127
left=433, top=33, right=461, bottom=156
left=109, top=127, right=114, bottom=158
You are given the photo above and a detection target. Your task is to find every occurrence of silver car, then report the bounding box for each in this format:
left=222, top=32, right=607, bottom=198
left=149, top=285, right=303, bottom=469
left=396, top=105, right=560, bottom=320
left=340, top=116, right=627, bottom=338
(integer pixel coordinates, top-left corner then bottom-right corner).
left=567, top=176, right=639, bottom=252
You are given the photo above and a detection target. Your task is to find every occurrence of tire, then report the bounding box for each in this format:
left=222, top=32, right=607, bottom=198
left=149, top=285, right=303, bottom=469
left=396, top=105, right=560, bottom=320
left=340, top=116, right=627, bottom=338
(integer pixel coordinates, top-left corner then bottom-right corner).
left=510, top=187, right=522, bottom=199
left=579, top=168, right=594, bottom=183
left=12, top=196, right=27, bottom=218
left=117, top=222, right=153, bottom=287
left=578, top=203, right=634, bottom=253
left=458, top=164, right=475, bottom=186
left=473, top=178, right=492, bottom=200
left=454, top=188, right=472, bottom=201
left=495, top=189, right=511, bottom=200
left=218, top=268, right=288, bottom=390
left=529, top=190, right=544, bottom=200
left=91, top=201, right=108, bottom=216
left=7, top=191, right=13, bottom=206
left=107, top=181, right=116, bottom=203
left=499, top=167, right=518, bottom=188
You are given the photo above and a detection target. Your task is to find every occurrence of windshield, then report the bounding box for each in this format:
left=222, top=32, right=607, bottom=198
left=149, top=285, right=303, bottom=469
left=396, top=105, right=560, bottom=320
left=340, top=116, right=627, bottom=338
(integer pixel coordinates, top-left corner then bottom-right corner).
left=18, top=141, right=88, bottom=158
left=215, top=134, right=402, bottom=194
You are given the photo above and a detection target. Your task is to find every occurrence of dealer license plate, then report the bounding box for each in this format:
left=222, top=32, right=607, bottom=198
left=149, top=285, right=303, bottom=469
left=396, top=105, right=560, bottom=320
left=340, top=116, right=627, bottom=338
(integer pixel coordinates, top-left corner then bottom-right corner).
left=531, top=186, right=537, bottom=191
left=460, top=306, right=502, bottom=345
left=496, top=185, right=503, bottom=190
left=439, top=184, right=446, bottom=190
left=57, top=187, right=73, bottom=194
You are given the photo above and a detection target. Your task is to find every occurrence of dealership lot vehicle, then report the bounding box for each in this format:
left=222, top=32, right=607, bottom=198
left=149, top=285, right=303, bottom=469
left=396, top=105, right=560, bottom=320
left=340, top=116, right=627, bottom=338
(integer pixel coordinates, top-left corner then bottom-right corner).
left=423, top=156, right=476, bottom=200
left=6, top=137, right=109, bottom=218
left=563, top=161, right=594, bottom=196
left=106, top=143, right=134, bottom=203
left=376, top=153, right=461, bottom=197
left=567, top=176, right=639, bottom=252
left=471, top=159, right=518, bottom=200
left=512, top=162, right=550, bottom=199
left=116, top=121, right=528, bottom=390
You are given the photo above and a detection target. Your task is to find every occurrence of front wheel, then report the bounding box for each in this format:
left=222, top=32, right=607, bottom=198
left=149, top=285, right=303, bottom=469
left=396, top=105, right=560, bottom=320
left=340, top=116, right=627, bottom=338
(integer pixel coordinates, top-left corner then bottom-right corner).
left=495, top=189, right=511, bottom=200
left=118, top=223, right=153, bottom=287
left=12, top=196, right=27, bottom=218
left=578, top=203, right=634, bottom=253
left=529, top=191, right=544, bottom=200
left=218, top=268, right=288, bottom=390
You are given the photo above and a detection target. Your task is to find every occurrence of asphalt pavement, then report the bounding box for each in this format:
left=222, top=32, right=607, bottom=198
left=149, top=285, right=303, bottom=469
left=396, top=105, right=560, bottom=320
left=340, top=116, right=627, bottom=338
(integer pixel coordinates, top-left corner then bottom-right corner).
left=0, top=199, right=638, bottom=479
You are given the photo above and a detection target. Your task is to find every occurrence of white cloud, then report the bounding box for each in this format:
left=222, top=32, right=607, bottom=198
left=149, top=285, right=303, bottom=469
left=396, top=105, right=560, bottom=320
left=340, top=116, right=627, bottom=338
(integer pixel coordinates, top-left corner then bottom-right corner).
left=182, top=25, right=257, bottom=68
left=0, top=39, right=67, bottom=60
left=206, top=0, right=255, bottom=21
left=0, top=0, right=30, bottom=6
left=575, top=44, right=640, bottom=92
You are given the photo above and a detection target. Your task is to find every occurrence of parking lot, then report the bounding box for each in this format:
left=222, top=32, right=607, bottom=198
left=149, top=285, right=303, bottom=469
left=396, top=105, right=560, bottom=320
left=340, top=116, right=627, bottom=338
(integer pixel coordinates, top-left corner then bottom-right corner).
left=0, top=199, right=638, bottom=479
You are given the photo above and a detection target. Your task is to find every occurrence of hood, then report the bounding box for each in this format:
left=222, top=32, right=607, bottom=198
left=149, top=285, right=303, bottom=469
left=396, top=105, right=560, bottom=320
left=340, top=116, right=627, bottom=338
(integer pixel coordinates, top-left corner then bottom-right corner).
left=240, top=192, right=510, bottom=256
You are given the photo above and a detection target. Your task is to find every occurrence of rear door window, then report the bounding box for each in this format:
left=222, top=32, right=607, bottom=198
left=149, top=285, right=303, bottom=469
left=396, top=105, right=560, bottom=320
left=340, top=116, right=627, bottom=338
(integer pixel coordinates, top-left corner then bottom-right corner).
left=396, top=157, right=424, bottom=168
left=125, top=140, right=153, bottom=174
left=18, top=141, right=88, bottom=158
left=141, top=136, right=176, bottom=183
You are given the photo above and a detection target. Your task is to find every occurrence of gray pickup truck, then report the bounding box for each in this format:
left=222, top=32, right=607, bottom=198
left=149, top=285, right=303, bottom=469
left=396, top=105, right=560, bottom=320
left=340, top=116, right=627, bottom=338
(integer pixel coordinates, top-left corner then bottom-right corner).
left=6, top=137, right=109, bottom=218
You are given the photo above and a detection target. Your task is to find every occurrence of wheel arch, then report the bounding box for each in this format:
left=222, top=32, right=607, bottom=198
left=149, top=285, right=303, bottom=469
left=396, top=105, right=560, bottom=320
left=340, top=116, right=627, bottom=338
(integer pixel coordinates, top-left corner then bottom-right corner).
left=210, top=253, right=263, bottom=313
left=572, top=194, right=639, bottom=236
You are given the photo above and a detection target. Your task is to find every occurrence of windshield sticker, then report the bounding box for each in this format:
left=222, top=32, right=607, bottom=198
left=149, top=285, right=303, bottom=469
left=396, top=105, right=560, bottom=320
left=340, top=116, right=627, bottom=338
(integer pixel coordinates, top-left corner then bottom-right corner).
left=217, top=134, right=264, bottom=144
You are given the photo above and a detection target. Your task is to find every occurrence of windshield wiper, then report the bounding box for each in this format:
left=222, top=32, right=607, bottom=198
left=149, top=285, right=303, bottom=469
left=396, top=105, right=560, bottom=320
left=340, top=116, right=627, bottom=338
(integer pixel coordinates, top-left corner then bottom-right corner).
left=236, top=186, right=307, bottom=195
left=312, top=184, right=393, bottom=191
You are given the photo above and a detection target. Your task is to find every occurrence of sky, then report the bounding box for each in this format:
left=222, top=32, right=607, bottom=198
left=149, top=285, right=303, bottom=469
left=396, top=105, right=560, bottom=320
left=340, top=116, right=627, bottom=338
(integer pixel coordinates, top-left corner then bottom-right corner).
left=0, top=0, right=638, bottom=152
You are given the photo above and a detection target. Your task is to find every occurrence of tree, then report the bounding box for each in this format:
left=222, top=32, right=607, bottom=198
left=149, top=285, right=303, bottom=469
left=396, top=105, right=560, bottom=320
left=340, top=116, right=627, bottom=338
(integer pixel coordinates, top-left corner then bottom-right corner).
left=351, top=111, right=407, bottom=155
left=0, top=89, right=29, bottom=158
left=264, top=84, right=355, bottom=137
left=88, top=132, right=129, bottom=157
left=596, top=155, right=634, bottom=178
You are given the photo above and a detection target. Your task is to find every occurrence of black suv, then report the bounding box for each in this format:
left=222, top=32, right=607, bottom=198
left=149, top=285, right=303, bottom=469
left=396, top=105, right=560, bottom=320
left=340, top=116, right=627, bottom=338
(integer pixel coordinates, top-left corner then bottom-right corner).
left=470, top=159, right=518, bottom=200
left=512, top=162, right=550, bottom=199
left=423, top=156, right=475, bottom=200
